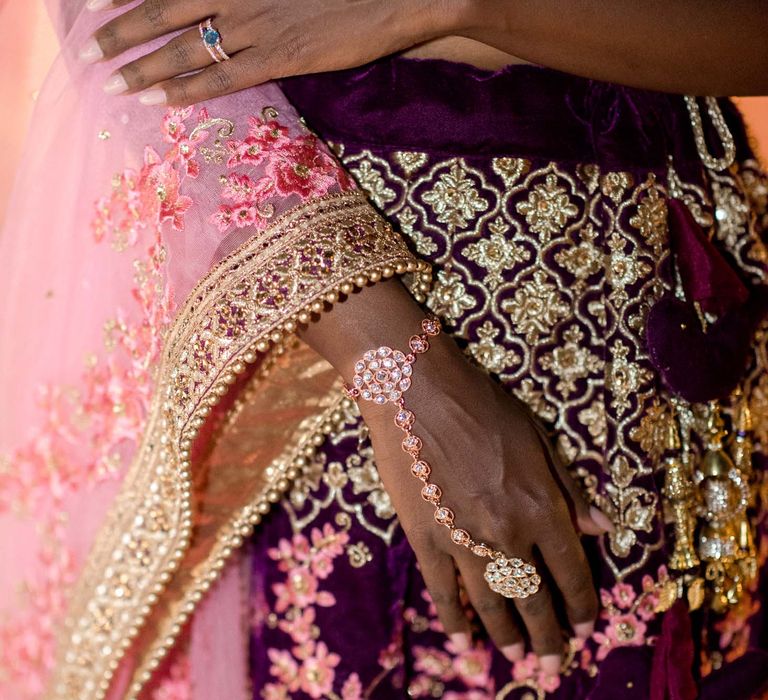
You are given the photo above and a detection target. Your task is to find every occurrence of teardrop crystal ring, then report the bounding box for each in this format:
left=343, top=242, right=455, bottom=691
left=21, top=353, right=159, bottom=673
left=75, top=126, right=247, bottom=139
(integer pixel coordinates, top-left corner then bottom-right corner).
left=199, top=18, right=230, bottom=63
left=343, top=317, right=541, bottom=600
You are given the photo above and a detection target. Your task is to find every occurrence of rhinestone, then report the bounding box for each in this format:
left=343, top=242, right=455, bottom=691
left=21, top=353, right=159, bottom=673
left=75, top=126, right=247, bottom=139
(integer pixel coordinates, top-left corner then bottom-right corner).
left=389, top=391, right=402, bottom=401
left=421, top=484, right=442, bottom=503
left=383, top=382, right=395, bottom=392
left=374, top=395, right=387, bottom=405
left=353, top=376, right=364, bottom=388
left=369, top=360, right=380, bottom=370
left=472, top=543, right=491, bottom=557
left=354, top=361, right=365, bottom=373
left=363, top=351, right=374, bottom=362
left=402, top=364, right=412, bottom=376
left=409, top=336, right=428, bottom=353
left=399, top=378, right=411, bottom=391
left=395, top=409, right=414, bottom=427
left=422, top=318, right=440, bottom=335
left=362, top=370, right=373, bottom=382
left=451, top=529, right=470, bottom=545
left=361, top=390, right=372, bottom=400
left=402, top=435, right=422, bottom=453
left=383, top=358, right=395, bottom=369
left=510, top=558, right=523, bottom=567
left=434, top=507, right=454, bottom=525
left=411, top=461, right=431, bottom=479
left=370, top=384, right=381, bottom=394
left=391, top=369, right=402, bottom=381
left=377, top=346, right=392, bottom=357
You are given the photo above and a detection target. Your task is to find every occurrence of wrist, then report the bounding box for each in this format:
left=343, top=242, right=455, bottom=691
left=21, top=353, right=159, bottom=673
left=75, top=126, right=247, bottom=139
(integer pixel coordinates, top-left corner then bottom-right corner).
left=408, top=0, right=473, bottom=41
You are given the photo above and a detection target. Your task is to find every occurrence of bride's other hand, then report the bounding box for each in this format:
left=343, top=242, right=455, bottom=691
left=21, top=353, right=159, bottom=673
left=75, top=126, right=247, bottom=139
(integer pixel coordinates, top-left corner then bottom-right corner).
left=82, top=0, right=466, bottom=105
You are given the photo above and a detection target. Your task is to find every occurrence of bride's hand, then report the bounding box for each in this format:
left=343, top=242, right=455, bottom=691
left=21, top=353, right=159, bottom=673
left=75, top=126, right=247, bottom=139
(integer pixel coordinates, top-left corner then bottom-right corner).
left=81, top=0, right=464, bottom=105
left=355, top=330, right=610, bottom=676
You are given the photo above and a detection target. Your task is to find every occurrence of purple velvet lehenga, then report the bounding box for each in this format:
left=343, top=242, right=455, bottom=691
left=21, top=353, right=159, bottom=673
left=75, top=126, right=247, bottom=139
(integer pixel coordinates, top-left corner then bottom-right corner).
left=244, top=59, right=768, bottom=699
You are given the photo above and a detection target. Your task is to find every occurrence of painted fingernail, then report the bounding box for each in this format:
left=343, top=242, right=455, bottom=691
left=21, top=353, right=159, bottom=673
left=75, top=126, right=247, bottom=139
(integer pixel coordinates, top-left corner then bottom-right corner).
left=449, top=633, right=470, bottom=653
left=86, top=0, right=112, bottom=10
left=501, top=643, right=525, bottom=662
left=573, top=621, right=595, bottom=639
left=589, top=505, right=615, bottom=533
left=103, top=73, right=128, bottom=95
left=539, top=653, right=562, bottom=676
left=138, top=88, right=167, bottom=106
left=79, top=38, right=104, bottom=64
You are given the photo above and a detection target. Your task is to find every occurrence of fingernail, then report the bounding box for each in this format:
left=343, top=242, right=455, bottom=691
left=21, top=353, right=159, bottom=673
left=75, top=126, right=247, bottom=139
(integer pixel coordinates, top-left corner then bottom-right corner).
left=86, top=0, right=112, bottom=10
left=573, top=621, right=595, bottom=639
left=103, top=73, right=128, bottom=95
left=501, top=643, right=525, bottom=662
left=539, top=653, right=562, bottom=676
left=79, top=38, right=104, bottom=64
left=138, top=88, right=167, bottom=106
left=589, top=505, right=615, bottom=533
left=449, top=633, right=470, bottom=653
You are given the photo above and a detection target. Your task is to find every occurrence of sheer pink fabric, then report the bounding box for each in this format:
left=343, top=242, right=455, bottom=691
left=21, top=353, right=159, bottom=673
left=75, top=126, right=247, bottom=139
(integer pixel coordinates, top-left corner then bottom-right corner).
left=0, top=3, right=354, bottom=698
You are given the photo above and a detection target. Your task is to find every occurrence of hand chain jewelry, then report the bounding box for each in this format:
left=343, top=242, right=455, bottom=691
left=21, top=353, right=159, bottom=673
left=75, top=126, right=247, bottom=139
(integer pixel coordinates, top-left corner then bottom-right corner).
left=343, top=317, right=541, bottom=599
left=684, top=95, right=736, bottom=172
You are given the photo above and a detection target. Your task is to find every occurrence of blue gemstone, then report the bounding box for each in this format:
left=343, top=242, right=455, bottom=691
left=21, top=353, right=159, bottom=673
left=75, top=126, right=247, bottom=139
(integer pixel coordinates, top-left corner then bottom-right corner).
left=203, top=28, right=220, bottom=46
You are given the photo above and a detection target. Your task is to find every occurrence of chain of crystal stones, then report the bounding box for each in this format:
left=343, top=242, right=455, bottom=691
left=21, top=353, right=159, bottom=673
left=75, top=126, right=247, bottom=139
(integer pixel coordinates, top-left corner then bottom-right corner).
left=345, top=318, right=542, bottom=598
left=199, top=18, right=230, bottom=63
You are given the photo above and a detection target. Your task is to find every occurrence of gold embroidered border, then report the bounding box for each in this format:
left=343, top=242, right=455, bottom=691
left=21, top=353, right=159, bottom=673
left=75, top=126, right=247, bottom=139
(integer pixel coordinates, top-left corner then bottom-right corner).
left=48, top=190, right=429, bottom=699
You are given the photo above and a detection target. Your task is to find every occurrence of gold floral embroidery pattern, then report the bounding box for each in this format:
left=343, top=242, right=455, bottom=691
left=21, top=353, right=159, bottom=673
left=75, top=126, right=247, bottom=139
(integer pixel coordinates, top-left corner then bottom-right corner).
left=48, top=191, right=427, bottom=700
left=333, top=150, right=765, bottom=593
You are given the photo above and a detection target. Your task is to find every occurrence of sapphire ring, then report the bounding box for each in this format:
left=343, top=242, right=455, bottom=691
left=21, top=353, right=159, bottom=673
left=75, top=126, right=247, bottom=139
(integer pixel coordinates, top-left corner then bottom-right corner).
left=199, top=18, right=230, bottom=63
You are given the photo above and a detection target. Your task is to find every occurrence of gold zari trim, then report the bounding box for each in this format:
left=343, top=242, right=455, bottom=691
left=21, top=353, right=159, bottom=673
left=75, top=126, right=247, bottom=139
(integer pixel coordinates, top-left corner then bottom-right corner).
left=48, top=190, right=429, bottom=700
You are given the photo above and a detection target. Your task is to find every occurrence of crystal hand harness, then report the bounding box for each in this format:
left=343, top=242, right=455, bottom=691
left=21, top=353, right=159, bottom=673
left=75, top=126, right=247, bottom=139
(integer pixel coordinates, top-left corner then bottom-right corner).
left=344, top=317, right=541, bottom=599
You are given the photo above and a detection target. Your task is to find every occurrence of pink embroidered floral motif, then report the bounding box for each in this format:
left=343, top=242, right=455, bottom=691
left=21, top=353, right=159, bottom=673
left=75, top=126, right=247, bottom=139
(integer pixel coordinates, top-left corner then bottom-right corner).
left=0, top=105, right=213, bottom=697
left=511, top=652, right=562, bottom=693
left=213, top=114, right=354, bottom=235
left=263, top=524, right=355, bottom=697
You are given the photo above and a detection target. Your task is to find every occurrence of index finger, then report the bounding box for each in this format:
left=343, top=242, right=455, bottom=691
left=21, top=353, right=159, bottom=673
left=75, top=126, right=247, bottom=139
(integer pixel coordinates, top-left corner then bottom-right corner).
left=83, top=0, right=208, bottom=62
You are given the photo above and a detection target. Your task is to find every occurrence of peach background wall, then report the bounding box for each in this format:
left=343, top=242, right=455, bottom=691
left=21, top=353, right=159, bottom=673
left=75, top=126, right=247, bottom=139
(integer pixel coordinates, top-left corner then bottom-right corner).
left=1, top=0, right=768, bottom=224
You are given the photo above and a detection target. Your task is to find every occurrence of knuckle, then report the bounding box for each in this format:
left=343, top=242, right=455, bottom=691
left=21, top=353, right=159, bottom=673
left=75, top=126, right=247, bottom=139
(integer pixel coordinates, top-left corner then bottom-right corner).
left=95, top=22, right=122, bottom=57
left=121, top=62, right=147, bottom=90
left=275, top=34, right=306, bottom=70
left=473, top=596, right=506, bottom=616
left=405, top=520, right=437, bottom=552
left=429, top=590, right=462, bottom=610
left=206, top=65, right=234, bottom=93
left=142, top=0, right=170, bottom=29
left=569, top=587, right=598, bottom=622
left=516, top=590, right=550, bottom=618
left=168, top=80, right=190, bottom=106
left=168, top=37, right=194, bottom=71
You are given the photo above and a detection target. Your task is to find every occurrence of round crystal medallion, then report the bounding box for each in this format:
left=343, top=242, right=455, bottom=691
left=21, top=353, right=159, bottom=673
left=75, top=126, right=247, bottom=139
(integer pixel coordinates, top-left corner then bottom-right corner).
left=350, top=346, right=414, bottom=405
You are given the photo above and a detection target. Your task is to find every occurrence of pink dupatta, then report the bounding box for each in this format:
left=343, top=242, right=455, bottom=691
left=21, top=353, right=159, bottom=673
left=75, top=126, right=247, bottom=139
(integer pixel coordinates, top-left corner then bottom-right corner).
left=0, top=2, right=428, bottom=698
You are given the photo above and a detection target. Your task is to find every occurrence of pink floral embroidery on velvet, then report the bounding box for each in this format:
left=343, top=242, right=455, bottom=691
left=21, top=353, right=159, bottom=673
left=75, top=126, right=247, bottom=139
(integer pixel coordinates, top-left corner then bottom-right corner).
left=263, top=524, right=353, bottom=697
left=213, top=114, right=354, bottom=235
left=592, top=565, right=668, bottom=661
